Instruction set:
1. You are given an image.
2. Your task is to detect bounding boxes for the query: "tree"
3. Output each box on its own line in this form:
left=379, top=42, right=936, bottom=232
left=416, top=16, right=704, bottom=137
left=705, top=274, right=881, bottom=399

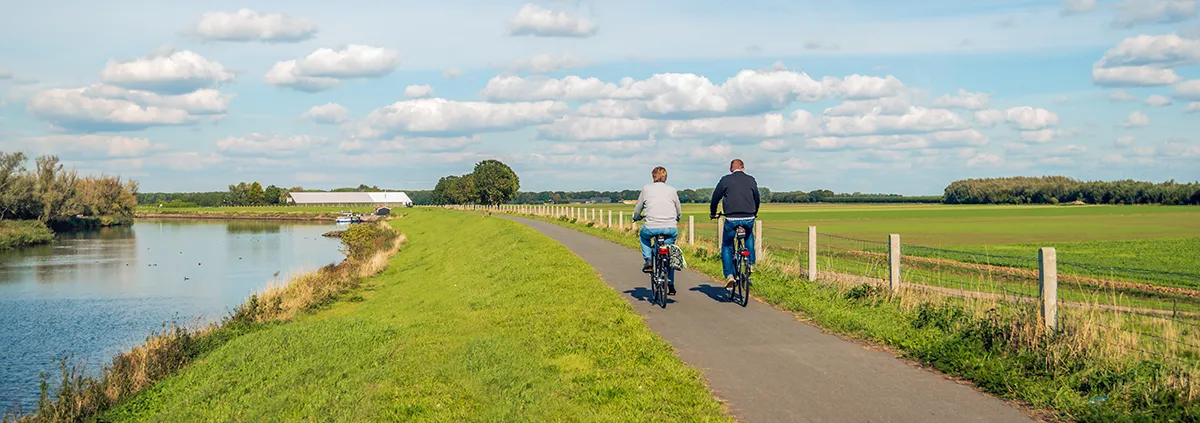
left=34, top=155, right=78, bottom=222
left=471, top=160, right=520, bottom=205
left=446, top=175, right=478, bottom=204
left=248, top=182, right=265, bottom=205
left=264, top=185, right=284, bottom=205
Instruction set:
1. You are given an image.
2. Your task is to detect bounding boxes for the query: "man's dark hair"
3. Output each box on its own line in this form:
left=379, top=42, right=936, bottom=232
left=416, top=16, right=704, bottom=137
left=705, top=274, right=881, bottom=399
left=730, top=159, right=745, bottom=171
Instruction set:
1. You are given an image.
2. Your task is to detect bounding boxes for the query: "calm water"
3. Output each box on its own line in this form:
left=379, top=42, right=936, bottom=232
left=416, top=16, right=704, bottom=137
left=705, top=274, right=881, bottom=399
left=0, top=219, right=344, bottom=412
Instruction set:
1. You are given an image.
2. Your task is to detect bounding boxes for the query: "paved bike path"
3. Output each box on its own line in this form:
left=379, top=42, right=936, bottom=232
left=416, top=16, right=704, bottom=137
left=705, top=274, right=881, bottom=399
left=508, top=217, right=1035, bottom=423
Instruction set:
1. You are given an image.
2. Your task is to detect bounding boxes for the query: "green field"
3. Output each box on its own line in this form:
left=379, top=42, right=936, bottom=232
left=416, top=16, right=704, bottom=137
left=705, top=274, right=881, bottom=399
left=102, top=210, right=728, bottom=422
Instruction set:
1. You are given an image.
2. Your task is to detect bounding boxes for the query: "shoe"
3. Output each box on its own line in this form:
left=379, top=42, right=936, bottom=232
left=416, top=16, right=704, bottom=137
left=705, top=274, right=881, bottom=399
left=668, top=285, right=677, bottom=295
left=724, top=275, right=736, bottom=288
left=642, top=259, right=652, bottom=273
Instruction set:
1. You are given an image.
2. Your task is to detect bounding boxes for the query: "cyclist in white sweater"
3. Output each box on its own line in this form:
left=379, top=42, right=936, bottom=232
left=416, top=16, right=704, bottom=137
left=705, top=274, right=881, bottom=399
left=632, top=166, right=683, bottom=295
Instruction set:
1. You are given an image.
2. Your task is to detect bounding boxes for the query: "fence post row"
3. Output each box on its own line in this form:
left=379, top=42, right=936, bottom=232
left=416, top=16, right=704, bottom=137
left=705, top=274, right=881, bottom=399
left=808, top=226, right=817, bottom=280
left=1039, top=247, right=1058, bottom=332
left=888, top=234, right=900, bottom=291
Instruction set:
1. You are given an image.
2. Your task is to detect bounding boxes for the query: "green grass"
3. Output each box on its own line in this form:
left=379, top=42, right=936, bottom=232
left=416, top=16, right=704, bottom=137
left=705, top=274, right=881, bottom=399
left=100, top=209, right=729, bottom=422
left=0, top=220, right=54, bottom=250
left=527, top=212, right=1200, bottom=422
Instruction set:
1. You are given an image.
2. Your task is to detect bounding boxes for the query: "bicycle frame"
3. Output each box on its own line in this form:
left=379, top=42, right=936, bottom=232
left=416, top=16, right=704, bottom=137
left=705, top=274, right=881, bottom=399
left=650, top=234, right=671, bottom=308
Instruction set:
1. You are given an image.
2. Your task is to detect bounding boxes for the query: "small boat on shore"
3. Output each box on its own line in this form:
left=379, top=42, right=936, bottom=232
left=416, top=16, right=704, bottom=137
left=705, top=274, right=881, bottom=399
left=336, top=212, right=362, bottom=224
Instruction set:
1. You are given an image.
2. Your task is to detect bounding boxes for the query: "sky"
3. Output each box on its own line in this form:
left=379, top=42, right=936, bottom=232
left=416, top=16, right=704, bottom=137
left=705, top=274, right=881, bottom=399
left=0, top=0, right=1198, bottom=195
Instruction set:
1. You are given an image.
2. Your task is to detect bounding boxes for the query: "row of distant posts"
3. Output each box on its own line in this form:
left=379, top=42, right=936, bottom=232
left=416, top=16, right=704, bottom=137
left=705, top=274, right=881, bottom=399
left=450, top=204, right=1059, bottom=331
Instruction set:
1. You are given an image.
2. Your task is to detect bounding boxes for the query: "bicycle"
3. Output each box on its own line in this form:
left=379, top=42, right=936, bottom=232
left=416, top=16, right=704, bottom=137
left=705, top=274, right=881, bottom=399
left=649, top=234, right=672, bottom=308
left=714, top=213, right=752, bottom=307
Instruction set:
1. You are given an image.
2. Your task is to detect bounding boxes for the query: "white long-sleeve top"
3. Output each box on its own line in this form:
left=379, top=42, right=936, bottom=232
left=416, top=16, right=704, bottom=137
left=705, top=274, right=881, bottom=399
left=632, top=182, right=682, bottom=229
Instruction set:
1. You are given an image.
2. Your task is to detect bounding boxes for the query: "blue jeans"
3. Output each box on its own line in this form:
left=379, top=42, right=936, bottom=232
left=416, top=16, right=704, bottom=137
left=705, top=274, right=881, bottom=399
left=640, top=226, right=677, bottom=284
left=721, top=217, right=755, bottom=278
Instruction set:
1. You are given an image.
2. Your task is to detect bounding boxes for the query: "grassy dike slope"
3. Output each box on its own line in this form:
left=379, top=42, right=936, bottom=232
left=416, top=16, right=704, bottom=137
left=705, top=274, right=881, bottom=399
left=102, top=210, right=729, bottom=422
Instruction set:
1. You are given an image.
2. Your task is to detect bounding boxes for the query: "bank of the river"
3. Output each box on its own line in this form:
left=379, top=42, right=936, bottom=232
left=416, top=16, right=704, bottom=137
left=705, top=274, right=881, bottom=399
left=22, top=210, right=729, bottom=422
left=0, top=221, right=54, bottom=250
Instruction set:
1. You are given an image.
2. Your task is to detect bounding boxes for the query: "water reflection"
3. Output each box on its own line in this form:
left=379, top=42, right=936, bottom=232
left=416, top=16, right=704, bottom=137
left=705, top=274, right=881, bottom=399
left=0, top=219, right=343, bottom=412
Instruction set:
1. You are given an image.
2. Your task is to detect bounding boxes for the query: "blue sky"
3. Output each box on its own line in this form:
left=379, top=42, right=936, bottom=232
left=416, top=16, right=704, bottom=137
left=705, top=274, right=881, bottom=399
left=1, top=0, right=1197, bottom=195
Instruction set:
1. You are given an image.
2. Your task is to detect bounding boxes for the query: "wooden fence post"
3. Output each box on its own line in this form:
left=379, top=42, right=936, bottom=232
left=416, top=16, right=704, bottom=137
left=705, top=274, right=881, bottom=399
left=888, top=234, right=901, bottom=291
left=688, top=216, right=695, bottom=245
left=619, top=211, right=624, bottom=230
left=755, top=220, right=763, bottom=261
left=808, top=226, right=817, bottom=279
left=1039, top=247, right=1058, bottom=332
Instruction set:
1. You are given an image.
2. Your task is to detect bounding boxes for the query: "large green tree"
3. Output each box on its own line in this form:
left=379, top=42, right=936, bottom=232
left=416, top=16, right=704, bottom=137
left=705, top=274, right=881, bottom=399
left=445, top=175, right=478, bottom=205
left=471, top=160, right=520, bottom=205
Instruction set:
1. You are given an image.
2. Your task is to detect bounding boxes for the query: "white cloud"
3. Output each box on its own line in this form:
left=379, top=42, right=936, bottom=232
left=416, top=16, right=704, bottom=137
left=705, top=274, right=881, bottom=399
left=191, top=9, right=317, bottom=42
left=1183, top=25, right=1200, bottom=39
left=666, top=110, right=818, bottom=140
left=823, top=107, right=969, bottom=136
left=1116, top=135, right=1136, bottom=146
left=360, top=98, right=568, bottom=137
left=1187, top=101, right=1200, bottom=112
left=156, top=152, right=224, bottom=171
left=973, top=109, right=1005, bottom=127
left=266, top=45, right=400, bottom=92
left=483, top=70, right=829, bottom=118
left=1062, top=0, right=1097, bottom=14
left=1092, top=66, right=1182, bottom=86
left=100, top=49, right=234, bottom=93
left=931, top=129, right=991, bottom=147
left=1004, top=106, right=1059, bottom=130
left=824, top=96, right=912, bottom=116
left=1109, top=89, right=1139, bottom=102
left=21, top=135, right=164, bottom=158
left=507, top=53, right=588, bottom=74
left=508, top=3, right=598, bottom=38
left=827, top=75, right=906, bottom=99
left=339, top=136, right=480, bottom=153
left=1122, top=110, right=1150, bottom=127
left=442, top=68, right=464, bottom=80
left=1145, top=94, right=1173, bottom=106
left=216, top=133, right=328, bottom=157
left=759, top=139, right=790, bottom=152
left=966, top=153, right=1003, bottom=167
left=77, top=84, right=232, bottom=115
left=27, top=87, right=196, bottom=131
left=932, top=89, right=989, bottom=110
left=1096, top=34, right=1200, bottom=68
left=1112, top=0, right=1197, bottom=28
left=1101, top=153, right=1130, bottom=165
left=403, top=84, right=434, bottom=98
left=302, top=103, right=350, bottom=124
left=806, top=134, right=929, bottom=151
left=538, top=116, right=661, bottom=141
left=780, top=157, right=813, bottom=171
left=1020, top=129, right=1059, bottom=143
left=576, top=99, right=642, bottom=118
left=1173, top=79, right=1200, bottom=99
left=687, top=144, right=734, bottom=161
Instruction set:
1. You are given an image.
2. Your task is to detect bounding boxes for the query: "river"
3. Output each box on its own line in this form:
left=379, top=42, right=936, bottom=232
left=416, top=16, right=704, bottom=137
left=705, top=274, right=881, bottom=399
left=0, top=219, right=345, bottom=413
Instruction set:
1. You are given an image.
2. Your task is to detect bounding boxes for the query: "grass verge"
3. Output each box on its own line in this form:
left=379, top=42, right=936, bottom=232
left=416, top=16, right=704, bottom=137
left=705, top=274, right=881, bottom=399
left=3, top=221, right=404, bottom=422
left=523, top=212, right=1199, bottom=422
left=16, top=209, right=728, bottom=422
left=0, top=221, right=54, bottom=250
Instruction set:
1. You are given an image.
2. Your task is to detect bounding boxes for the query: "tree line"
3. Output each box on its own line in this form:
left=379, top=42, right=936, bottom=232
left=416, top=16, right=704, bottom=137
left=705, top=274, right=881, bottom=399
left=0, top=152, right=139, bottom=229
left=943, top=176, right=1200, bottom=205
left=430, top=160, right=520, bottom=205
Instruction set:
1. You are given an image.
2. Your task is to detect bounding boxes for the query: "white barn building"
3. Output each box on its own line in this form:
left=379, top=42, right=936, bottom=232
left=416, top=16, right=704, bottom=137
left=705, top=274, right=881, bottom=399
left=287, top=192, right=413, bottom=206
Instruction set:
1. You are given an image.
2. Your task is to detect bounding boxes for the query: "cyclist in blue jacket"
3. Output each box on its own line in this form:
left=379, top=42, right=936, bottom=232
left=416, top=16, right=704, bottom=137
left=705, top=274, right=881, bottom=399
left=709, top=159, right=760, bottom=288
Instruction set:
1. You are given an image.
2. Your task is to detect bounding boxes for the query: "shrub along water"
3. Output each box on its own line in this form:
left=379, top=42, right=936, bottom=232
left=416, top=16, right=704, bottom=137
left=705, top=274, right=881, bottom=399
left=0, top=152, right=139, bottom=239
left=0, top=220, right=54, bottom=250
left=2, top=221, right=404, bottom=423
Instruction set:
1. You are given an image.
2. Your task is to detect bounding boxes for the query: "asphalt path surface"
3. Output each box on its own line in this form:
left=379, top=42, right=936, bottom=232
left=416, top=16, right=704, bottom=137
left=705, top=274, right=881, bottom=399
left=508, top=216, right=1035, bottom=423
